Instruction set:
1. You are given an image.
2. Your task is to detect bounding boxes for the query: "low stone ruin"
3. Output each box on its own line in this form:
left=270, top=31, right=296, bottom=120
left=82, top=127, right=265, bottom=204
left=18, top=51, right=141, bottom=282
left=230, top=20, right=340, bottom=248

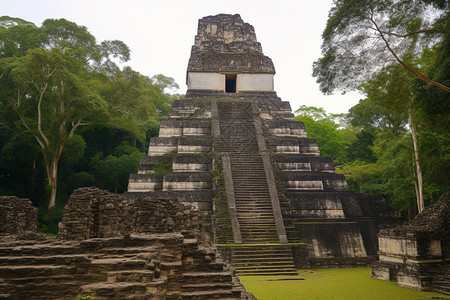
left=0, top=196, right=37, bottom=235
left=0, top=188, right=253, bottom=299
left=372, top=191, right=449, bottom=294
left=59, top=187, right=203, bottom=240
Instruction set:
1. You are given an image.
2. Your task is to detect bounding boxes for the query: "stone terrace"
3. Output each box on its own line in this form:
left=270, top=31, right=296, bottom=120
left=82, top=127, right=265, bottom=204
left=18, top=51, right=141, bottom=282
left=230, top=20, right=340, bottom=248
left=0, top=188, right=254, bottom=299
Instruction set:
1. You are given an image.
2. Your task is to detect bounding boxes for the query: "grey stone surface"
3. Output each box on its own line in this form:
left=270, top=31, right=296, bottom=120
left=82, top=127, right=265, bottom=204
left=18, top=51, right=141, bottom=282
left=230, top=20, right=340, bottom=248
left=372, top=192, right=449, bottom=294
left=0, top=196, right=37, bottom=235
left=126, top=13, right=402, bottom=270
left=187, top=14, right=275, bottom=74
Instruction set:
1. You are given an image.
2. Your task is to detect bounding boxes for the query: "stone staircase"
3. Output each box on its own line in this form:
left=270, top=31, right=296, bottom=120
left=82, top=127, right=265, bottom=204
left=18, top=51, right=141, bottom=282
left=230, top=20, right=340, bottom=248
left=232, top=245, right=298, bottom=276
left=231, top=155, right=279, bottom=244
left=216, top=100, right=297, bottom=276
left=432, top=264, right=450, bottom=295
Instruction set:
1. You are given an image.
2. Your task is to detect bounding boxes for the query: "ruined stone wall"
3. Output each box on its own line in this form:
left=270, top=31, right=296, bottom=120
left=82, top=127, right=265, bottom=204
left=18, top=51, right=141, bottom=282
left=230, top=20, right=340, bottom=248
left=59, top=187, right=203, bottom=240
left=130, top=196, right=202, bottom=235
left=372, top=191, right=450, bottom=292
left=58, top=187, right=126, bottom=240
left=0, top=188, right=252, bottom=299
left=0, top=196, right=37, bottom=234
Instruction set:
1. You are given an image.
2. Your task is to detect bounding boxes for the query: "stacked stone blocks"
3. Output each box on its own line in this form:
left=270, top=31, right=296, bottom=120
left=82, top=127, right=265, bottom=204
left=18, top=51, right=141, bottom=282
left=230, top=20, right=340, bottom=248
left=372, top=192, right=449, bottom=294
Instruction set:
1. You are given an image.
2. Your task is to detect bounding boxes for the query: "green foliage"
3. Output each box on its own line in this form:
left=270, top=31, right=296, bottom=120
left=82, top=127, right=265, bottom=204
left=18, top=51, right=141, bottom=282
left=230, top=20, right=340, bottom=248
left=295, top=105, right=353, bottom=165
left=76, top=290, right=95, bottom=300
left=37, top=202, right=65, bottom=234
left=0, top=16, right=180, bottom=230
left=336, top=160, right=380, bottom=193
left=373, top=133, right=417, bottom=212
left=346, top=131, right=376, bottom=163
left=60, top=135, right=86, bottom=167
left=313, top=0, right=449, bottom=93
left=90, top=147, right=144, bottom=193
left=153, top=159, right=173, bottom=174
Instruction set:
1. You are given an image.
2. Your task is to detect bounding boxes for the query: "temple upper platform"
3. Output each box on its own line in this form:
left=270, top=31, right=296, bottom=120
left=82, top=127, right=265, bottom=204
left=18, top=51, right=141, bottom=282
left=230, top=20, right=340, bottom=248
left=187, top=14, right=275, bottom=93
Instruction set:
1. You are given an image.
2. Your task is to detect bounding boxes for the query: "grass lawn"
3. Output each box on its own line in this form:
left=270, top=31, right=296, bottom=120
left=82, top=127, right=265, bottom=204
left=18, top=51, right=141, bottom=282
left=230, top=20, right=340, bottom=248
left=239, top=268, right=450, bottom=300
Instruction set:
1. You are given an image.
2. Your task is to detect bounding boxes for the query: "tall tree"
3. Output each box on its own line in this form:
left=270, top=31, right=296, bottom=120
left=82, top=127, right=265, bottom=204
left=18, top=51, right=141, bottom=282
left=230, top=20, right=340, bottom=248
left=360, top=65, right=426, bottom=212
left=313, top=0, right=449, bottom=93
left=0, top=18, right=130, bottom=208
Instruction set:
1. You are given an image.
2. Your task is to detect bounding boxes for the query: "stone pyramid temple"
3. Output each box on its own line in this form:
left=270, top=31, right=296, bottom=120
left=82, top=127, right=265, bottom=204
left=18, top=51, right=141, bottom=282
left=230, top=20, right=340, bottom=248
left=126, top=14, right=399, bottom=275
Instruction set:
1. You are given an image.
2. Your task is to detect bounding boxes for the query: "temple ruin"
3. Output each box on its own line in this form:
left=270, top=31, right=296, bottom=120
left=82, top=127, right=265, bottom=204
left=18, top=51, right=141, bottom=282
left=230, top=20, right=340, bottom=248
left=0, top=13, right=447, bottom=299
left=372, top=191, right=449, bottom=294
left=126, top=13, right=402, bottom=275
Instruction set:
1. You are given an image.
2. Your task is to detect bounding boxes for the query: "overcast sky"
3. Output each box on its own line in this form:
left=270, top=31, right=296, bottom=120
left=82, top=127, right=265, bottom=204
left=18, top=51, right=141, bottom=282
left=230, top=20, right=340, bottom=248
left=2, top=0, right=364, bottom=114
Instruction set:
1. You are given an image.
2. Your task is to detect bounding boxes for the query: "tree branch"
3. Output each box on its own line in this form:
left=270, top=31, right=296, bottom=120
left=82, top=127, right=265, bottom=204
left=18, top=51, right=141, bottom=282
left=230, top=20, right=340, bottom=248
left=380, top=29, right=445, bottom=38
left=37, top=82, right=50, bottom=146
left=369, top=17, right=450, bottom=92
left=8, top=94, right=46, bottom=149
left=66, top=118, right=85, bottom=141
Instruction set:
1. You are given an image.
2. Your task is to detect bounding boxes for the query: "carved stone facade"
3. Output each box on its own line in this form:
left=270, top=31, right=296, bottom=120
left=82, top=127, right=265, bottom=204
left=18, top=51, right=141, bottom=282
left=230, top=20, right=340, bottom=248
left=187, top=14, right=275, bottom=74
left=372, top=192, right=449, bottom=294
left=187, top=14, right=275, bottom=93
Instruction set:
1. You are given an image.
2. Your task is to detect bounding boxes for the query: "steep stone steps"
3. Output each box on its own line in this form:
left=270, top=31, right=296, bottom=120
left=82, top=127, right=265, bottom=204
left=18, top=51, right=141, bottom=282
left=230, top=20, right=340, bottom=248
left=89, top=258, right=148, bottom=271
left=182, top=282, right=234, bottom=292
left=181, top=289, right=242, bottom=299
left=79, top=279, right=167, bottom=299
left=0, top=254, right=90, bottom=265
left=107, top=270, right=156, bottom=283
left=0, top=244, right=83, bottom=257
left=231, top=245, right=298, bottom=276
left=432, top=265, right=450, bottom=295
left=182, top=271, right=232, bottom=283
left=180, top=271, right=242, bottom=299
left=7, top=281, right=89, bottom=300
left=0, top=265, right=77, bottom=278
left=216, top=100, right=297, bottom=276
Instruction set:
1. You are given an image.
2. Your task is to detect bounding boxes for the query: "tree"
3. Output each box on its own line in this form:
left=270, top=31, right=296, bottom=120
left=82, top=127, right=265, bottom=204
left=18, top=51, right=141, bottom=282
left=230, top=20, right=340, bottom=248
left=336, top=160, right=379, bottom=193
left=360, top=65, right=427, bottom=212
left=373, top=134, right=418, bottom=217
left=313, top=0, right=449, bottom=93
left=0, top=18, right=130, bottom=208
left=5, top=48, right=105, bottom=208
left=294, top=105, right=353, bottom=165
left=90, top=142, right=144, bottom=193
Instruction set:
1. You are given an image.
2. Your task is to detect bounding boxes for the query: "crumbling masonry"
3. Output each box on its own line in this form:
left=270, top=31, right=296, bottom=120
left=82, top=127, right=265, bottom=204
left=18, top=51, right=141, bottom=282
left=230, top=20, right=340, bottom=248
left=372, top=191, right=449, bottom=294
left=0, top=188, right=254, bottom=299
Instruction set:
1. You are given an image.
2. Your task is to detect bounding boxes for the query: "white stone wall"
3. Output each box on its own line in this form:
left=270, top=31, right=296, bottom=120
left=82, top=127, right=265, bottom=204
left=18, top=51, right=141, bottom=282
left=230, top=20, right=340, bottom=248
left=187, top=72, right=224, bottom=90
left=236, top=73, right=274, bottom=91
left=187, top=72, right=274, bottom=92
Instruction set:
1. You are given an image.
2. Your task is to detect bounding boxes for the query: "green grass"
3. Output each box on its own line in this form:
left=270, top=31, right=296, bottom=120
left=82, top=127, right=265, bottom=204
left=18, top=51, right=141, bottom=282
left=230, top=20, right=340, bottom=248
left=239, top=268, right=450, bottom=300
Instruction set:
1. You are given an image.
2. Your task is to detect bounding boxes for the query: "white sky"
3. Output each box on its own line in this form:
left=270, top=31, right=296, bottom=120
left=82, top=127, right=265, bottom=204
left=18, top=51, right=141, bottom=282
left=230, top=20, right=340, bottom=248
left=2, top=0, right=363, bottom=114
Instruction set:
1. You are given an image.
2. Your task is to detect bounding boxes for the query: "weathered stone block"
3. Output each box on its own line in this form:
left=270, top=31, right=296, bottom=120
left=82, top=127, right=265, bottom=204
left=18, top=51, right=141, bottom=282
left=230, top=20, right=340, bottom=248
left=0, top=196, right=37, bottom=234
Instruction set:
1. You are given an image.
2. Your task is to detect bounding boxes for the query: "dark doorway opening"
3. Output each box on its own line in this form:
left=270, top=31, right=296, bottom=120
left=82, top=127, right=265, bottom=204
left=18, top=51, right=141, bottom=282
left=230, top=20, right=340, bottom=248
left=225, top=74, right=237, bottom=93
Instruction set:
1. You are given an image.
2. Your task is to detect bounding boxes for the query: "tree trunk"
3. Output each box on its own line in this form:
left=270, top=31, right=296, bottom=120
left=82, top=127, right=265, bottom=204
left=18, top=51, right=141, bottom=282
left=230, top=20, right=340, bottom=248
left=46, top=156, right=60, bottom=209
left=408, top=108, right=425, bottom=214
